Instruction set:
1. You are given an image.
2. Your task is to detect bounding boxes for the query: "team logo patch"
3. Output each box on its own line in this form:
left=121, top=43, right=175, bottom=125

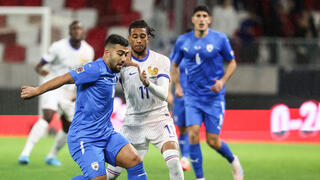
left=206, top=44, right=214, bottom=52
left=148, top=66, right=158, bottom=76
left=91, top=162, right=99, bottom=171
left=76, top=66, right=84, bottom=74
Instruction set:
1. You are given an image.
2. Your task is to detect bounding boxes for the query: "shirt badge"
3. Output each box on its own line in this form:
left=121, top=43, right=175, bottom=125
left=75, top=66, right=84, bottom=74
left=91, top=162, right=99, bottom=171
left=206, top=44, right=214, bottom=52
left=148, top=66, right=158, bottom=76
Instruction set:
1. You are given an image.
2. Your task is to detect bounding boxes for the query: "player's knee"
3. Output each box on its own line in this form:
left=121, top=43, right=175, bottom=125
left=206, top=137, right=220, bottom=150
left=130, top=153, right=142, bottom=165
left=188, top=131, right=200, bottom=144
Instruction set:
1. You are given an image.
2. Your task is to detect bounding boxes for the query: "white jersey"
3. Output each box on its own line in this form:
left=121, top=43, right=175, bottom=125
left=120, top=49, right=171, bottom=125
left=40, top=38, right=94, bottom=98
left=42, top=38, right=94, bottom=81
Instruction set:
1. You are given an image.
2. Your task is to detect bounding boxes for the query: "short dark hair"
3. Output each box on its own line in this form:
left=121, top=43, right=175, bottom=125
left=69, top=20, right=81, bottom=30
left=193, top=5, right=211, bottom=16
left=129, top=20, right=155, bottom=38
left=105, top=34, right=129, bottom=48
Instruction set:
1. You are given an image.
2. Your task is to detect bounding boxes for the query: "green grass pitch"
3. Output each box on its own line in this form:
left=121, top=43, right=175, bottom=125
left=1, top=137, right=320, bottom=180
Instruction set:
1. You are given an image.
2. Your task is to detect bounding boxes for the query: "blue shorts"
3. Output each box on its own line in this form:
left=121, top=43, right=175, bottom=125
left=185, top=99, right=225, bottom=134
left=173, top=97, right=186, bottom=127
left=68, top=131, right=129, bottom=179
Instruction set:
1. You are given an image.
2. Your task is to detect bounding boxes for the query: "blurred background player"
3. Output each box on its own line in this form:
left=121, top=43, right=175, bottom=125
left=18, top=20, right=94, bottom=166
left=107, top=20, right=184, bottom=180
left=171, top=6, right=243, bottom=180
left=20, top=34, right=148, bottom=180
left=167, top=56, right=190, bottom=171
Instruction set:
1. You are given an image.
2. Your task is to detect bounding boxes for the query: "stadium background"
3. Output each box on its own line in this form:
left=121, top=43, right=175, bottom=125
left=0, top=0, right=319, bottom=179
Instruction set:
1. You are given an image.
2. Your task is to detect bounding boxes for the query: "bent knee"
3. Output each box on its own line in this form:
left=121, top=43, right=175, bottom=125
left=206, top=138, right=220, bottom=149
left=131, top=153, right=142, bottom=164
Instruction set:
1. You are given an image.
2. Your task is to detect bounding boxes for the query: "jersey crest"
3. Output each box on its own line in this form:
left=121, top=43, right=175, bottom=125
left=148, top=66, right=158, bottom=76
left=76, top=66, right=84, bottom=74
left=206, top=44, right=214, bottom=52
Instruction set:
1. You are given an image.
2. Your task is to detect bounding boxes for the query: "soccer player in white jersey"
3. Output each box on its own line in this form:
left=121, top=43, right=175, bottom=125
left=18, top=21, right=94, bottom=166
left=107, top=20, right=184, bottom=180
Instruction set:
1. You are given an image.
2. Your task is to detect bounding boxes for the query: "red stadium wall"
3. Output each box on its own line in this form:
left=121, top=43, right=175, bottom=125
left=1, top=100, right=320, bottom=143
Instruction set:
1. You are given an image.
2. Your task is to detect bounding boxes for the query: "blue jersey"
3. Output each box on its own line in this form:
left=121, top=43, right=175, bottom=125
left=68, top=58, right=117, bottom=142
left=171, top=29, right=234, bottom=106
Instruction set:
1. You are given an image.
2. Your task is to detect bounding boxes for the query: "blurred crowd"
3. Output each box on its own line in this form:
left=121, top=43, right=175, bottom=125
left=210, top=0, right=320, bottom=64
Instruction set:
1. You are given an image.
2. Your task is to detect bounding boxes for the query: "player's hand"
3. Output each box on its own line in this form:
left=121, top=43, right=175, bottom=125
left=210, top=79, right=224, bottom=93
left=136, top=66, right=150, bottom=87
left=175, top=84, right=184, bottom=98
left=167, top=92, right=174, bottom=106
left=71, top=93, right=76, bottom=102
left=124, top=49, right=138, bottom=67
left=38, top=69, right=49, bottom=76
left=21, top=86, right=39, bottom=99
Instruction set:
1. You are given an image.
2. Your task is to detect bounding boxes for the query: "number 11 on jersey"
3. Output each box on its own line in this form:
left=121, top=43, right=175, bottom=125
left=139, top=86, right=149, bottom=99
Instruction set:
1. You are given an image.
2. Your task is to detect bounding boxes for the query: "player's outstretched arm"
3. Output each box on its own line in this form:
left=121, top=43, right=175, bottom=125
left=21, top=73, right=74, bottom=99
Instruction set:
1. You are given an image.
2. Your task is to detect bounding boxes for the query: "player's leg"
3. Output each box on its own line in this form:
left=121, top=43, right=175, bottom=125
left=106, top=131, right=147, bottom=180
left=161, top=141, right=184, bottom=180
left=185, top=105, right=205, bottom=180
left=150, top=119, right=183, bottom=180
left=18, top=108, right=55, bottom=164
left=68, top=139, right=106, bottom=180
left=46, top=100, right=74, bottom=166
left=107, top=143, right=148, bottom=180
left=174, top=106, right=190, bottom=171
left=204, top=100, right=243, bottom=180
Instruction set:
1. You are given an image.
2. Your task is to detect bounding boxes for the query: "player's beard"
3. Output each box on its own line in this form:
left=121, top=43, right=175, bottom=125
left=133, top=46, right=146, bottom=56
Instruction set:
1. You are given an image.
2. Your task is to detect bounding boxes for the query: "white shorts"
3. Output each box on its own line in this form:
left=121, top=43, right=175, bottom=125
left=120, top=117, right=178, bottom=158
left=39, top=86, right=75, bottom=122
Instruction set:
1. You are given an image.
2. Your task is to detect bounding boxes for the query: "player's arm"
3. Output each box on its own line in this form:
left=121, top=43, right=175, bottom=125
left=136, top=66, right=169, bottom=101
left=171, top=62, right=183, bottom=98
left=34, top=59, right=49, bottom=76
left=210, top=59, right=237, bottom=92
left=167, top=79, right=174, bottom=106
left=21, top=73, right=74, bottom=99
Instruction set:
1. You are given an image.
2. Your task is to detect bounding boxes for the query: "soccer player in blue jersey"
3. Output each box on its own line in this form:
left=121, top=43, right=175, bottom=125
left=20, top=34, right=147, bottom=180
left=167, top=58, right=190, bottom=171
left=171, top=5, right=244, bottom=180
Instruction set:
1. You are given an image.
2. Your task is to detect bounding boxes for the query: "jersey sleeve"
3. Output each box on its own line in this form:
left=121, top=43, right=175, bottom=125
left=220, top=34, right=235, bottom=61
left=88, top=46, right=95, bottom=62
left=69, top=62, right=100, bottom=86
left=170, top=36, right=184, bottom=65
left=42, top=42, right=58, bottom=63
left=156, top=56, right=170, bottom=80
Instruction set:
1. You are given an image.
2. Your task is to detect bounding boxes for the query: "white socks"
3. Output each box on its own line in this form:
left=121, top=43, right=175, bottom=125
left=107, top=165, right=123, bottom=180
left=20, top=118, right=48, bottom=156
left=163, top=149, right=184, bottom=180
left=47, top=130, right=67, bottom=158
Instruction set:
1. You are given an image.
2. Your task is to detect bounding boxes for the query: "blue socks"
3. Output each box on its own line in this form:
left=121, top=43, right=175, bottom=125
left=127, top=162, right=147, bottom=180
left=179, top=133, right=190, bottom=158
left=190, top=144, right=204, bottom=178
left=217, top=141, right=235, bottom=163
left=70, top=175, right=87, bottom=180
